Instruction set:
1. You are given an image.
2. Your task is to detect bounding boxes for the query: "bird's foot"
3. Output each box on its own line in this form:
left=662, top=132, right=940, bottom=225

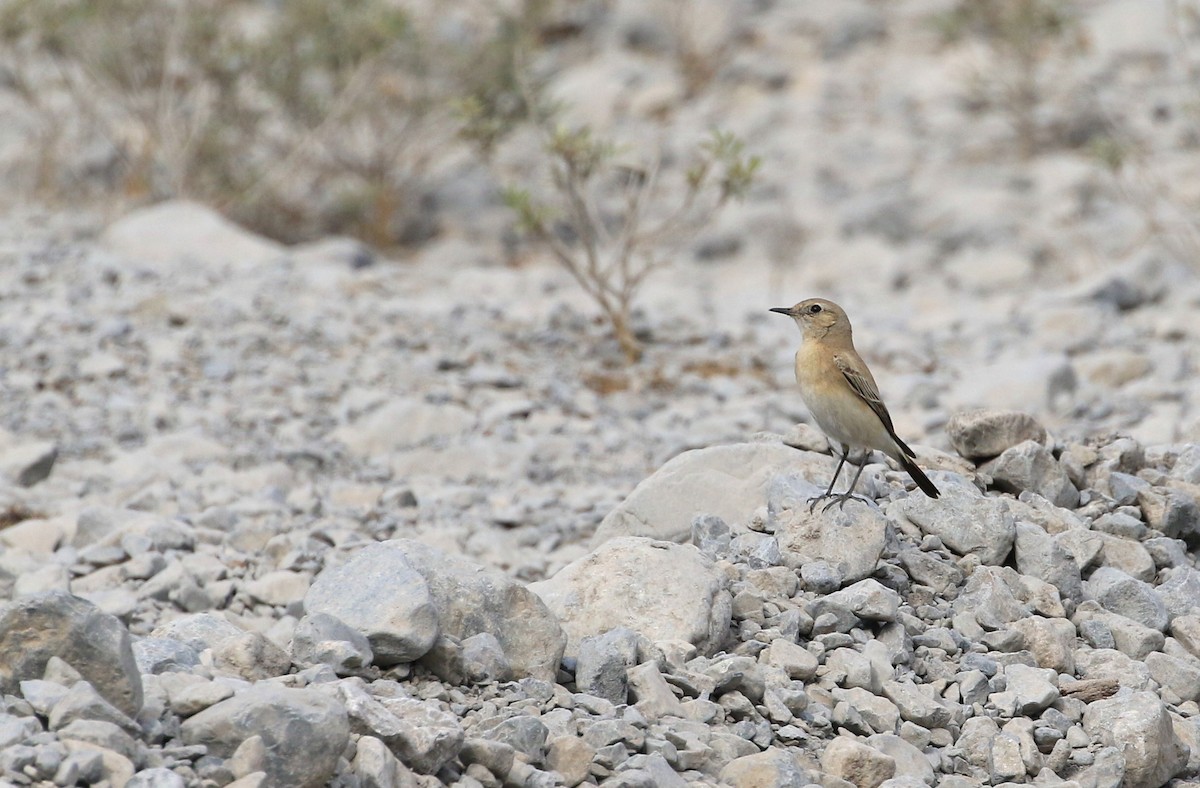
left=806, top=493, right=837, bottom=514
left=820, top=493, right=865, bottom=513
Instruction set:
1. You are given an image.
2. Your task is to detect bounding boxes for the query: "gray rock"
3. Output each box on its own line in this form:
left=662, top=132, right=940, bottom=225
left=1157, top=567, right=1200, bottom=622
left=333, top=680, right=463, bottom=774
left=473, top=716, right=548, bottom=762
left=459, top=632, right=512, bottom=683
left=54, top=719, right=139, bottom=761
left=290, top=612, right=374, bottom=675
left=1171, top=445, right=1200, bottom=484
left=0, top=592, right=142, bottom=718
left=765, top=638, right=818, bottom=681
left=954, top=567, right=1030, bottom=630
left=386, top=539, right=565, bottom=682
left=990, top=664, right=1059, bottom=716
left=1073, top=606, right=1163, bottom=660
left=1083, top=690, right=1188, bottom=788
left=1137, top=488, right=1200, bottom=540
left=1009, top=616, right=1076, bottom=674
left=304, top=542, right=439, bottom=666
left=593, top=442, right=819, bottom=544
left=810, top=579, right=900, bottom=627
left=352, top=735, right=417, bottom=788
left=881, top=680, right=955, bottom=729
left=719, top=747, right=818, bottom=787
left=1145, top=651, right=1200, bottom=702
left=691, top=514, right=732, bottom=560
left=626, top=661, right=685, bottom=719
left=575, top=628, right=639, bottom=705
left=181, top=685, right=349, bottom=788
left=1013, top=522, right=1082, bottom=602
left=820, top=736, right=896, bottom=788
left=0, top=440, right=58, bottom=486
left=892, top=482, right=1015, bottom=565
left=48, top=681, right=138, bottom=733
left=774, top=476, right=888, bottom=584
left=0, top=714, right=40, bottom=749
left=946, top=409, right=1047, bottom=462
left=126, top=768, right=186, bottom=788
left=1086, top=567, right=1168, bottom=632
left=531, top=537, right=729, bottom=659
left=984, top=441, right=1079, bottom=509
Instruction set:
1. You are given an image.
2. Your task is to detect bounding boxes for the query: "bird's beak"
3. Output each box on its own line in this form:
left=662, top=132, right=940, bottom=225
left=769, top=307, right=794, bottom=317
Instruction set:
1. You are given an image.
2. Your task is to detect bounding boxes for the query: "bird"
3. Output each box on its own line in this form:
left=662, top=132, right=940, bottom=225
left=770, top=298, right=940, bottom=510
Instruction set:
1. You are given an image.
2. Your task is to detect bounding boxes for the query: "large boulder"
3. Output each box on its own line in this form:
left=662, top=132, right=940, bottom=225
left=1082, top=690, right=1188, bottom=788
left=385, top=540, right=566, bottom=682
left=0, top=592, right=142, bottom=718
left=103, top=200, right=283, bottom=271
left=946, top=409, right=1048, bottom=462
left=304, top=542, right=440, bottom=666
left=180, top=685, right=350, bottom=788
left=774, top=473, right=889, bottom=586
left=530, top=537, right=732, bottom=658
left=592, top=441, right=831, bottom=544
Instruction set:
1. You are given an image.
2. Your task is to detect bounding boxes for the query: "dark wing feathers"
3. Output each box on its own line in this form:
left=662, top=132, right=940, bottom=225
left=833, top=353, right=916, bottom=459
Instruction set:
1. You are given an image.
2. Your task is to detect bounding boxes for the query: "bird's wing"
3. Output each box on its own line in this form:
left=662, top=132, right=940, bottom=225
left=834, top=352, right=916, bottom=458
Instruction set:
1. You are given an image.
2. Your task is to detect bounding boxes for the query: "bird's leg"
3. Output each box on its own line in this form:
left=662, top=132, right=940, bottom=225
left=823, top=452, right=870, bottom=512
left=808, top=449, right=848, bottom=513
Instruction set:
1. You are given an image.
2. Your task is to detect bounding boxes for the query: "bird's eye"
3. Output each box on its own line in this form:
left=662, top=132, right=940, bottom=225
left=809, top=304, right=822, bottom=314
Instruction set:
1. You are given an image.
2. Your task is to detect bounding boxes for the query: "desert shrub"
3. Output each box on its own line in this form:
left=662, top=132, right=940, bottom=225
left=0, top=0, right=548, bottom=247
left=490, top=118, right=759, bottom=362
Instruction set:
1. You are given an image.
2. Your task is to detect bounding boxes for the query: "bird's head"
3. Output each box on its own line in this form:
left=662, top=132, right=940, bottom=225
left=769, top=298, right=851, bottom=339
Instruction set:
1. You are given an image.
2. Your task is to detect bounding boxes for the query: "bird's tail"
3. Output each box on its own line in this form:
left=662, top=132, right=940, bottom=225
left=899, top=454, right=940, bottom=499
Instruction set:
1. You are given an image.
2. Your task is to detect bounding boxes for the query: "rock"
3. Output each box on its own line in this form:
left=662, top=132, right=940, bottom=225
left=820, top=736, right=896, bottom=788
left=181, top=685, right=349, bottom=788
left=55, top=719, right=139, bottom=761
left=765, top=638, right=819, bottom=681
left=774, top=476, right=888, bottom=584
left=1083, top=690, right=1188, bottom=788
left=472, top=716, right=547, bottom=762
left=626, top=661, right=685, bottom=719
left=983, top=441, right=1080, bottom=509
left=891, top=482, right=1016, bottom=565
left=865, top=734, right=934, bottom=785
left=127, top=768, right=186, bottom=788
left=1009, top=616, right=1077, bottom=674
left=386, top=539, right=565, bottom=682
left=60, top=741, right=134, bottom=788
left=1086, top=567, right=1169, bottom=631
left=290, top=612, right=374, bottom=675
left=575, top=628, right=639, bottom=705
left=244, top=570, right=310, bottom=607
left=592, top=441, right=821, bottom=543
left=1157, top=567, right=1200, bottom=622
left=333, top=680, right=463, bottom=774
left=720, top=747, right=818, bottom=787
left=990, top=664, right=1059, bottom=716
left=1013, top=522, right=1083, bottom=602
left=810, top=579, right=900, bottom=627
left=530, top=537, right=730, bottom=659
left=546, top=736, right=595, bottom=787
left=102, top=200, right=283, bottom=270
left=946, top=409, right=1048, bottom=461
left=1145, top=651, right=1200, bottom=702
left=881, top=680, right=955, bottom=729
left=48, top=681, right=138, bottom=733
left=131, top=637, right=200, bottom=675
left=333, top=399, right=474, bottom=456
left=1137, top=488, right=1200, bottom=540
left=304, top=542, right=439, bottom=666
left=352, top=735, right=418, bottom=788
left=0, top=440, right=58, bottom=486
left=1073, top=607, right=1163, bottom=660
left=954, top=567, right=1029, bottom=630
left=0, top=592, right=142, bottom=718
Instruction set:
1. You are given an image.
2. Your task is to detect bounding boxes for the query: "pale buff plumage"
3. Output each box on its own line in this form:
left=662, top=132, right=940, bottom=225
left=771, top=298, right=939, bottom=509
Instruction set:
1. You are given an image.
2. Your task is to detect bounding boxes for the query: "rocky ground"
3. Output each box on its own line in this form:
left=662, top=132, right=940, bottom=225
left=2, top=0, right=1200, bottom=787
